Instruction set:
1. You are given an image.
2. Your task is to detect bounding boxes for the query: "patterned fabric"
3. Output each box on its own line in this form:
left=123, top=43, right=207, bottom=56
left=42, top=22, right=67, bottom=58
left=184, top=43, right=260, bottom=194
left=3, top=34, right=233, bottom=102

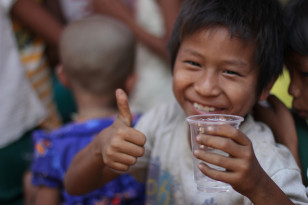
left=31, top=115, right=145, bottom=205
left=12, top=2, right=62, bottom=131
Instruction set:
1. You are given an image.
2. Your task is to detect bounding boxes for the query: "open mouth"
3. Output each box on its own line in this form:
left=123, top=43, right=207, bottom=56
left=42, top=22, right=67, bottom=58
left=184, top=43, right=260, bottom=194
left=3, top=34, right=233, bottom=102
left=193, top=102, right=217, bottom=112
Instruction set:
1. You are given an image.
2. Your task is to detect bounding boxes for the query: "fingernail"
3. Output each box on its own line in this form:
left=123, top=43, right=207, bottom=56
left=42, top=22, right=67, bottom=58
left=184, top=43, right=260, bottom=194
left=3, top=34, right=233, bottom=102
left=196, top=135, right=201, bottom=142
left=198, top=163, right=204, bottom=169
left=199, top=127, right=205, bottom=134
left=206, top=126, right=215, bottom=132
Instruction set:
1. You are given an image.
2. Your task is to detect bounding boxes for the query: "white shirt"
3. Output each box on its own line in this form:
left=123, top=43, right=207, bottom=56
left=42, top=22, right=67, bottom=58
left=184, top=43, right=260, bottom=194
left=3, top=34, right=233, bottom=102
left=59, top=0, right=90, bottom=23
left=129, top=0, right=175, bottom=113
left=130, top=100, right=308, bottom=205
left=0, top=0, right=46, bottom=148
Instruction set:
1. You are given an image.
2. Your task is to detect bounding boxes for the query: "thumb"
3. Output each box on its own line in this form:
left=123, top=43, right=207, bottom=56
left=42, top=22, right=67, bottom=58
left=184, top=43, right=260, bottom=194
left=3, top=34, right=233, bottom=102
left=115, top=88, right=132, bottom=127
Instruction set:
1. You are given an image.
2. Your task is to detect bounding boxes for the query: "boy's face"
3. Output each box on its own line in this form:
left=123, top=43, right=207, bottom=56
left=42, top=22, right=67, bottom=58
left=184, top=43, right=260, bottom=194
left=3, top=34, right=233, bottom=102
left=173, top=27, right=269, bottom=117
left=286, top=52, right=308, bottom=119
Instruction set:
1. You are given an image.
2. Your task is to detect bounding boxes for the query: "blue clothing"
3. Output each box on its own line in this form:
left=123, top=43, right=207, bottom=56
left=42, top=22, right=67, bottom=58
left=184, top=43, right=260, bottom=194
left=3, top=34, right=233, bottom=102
left=31, top=115, right=145, bottom=205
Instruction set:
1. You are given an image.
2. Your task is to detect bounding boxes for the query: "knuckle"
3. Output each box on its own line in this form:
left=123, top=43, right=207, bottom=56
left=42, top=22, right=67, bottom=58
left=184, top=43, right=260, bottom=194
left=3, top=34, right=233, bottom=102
left=140, top=135, right=146, bottom=145
left=138, top=147, right=145, bottom=157
left=215, top=155, right=224, bottom=165
left=105, top=148, right=115, bottom=159
left=239, top=163, right=250, bottom=174
left=242, top=150, right=253, bottom=160
left=230, top=127, right=238, bottom=136
left=128, top=157, right=137, bottom=165
left=134, top=148, right=144, bottom=158
left=116, top=127, right=127, bottom=137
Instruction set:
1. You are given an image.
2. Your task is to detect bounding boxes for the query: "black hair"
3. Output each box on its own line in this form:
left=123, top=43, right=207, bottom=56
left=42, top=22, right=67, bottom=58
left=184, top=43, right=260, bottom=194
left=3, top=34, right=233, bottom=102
left=284, top=0, right=308, bottom=56
left=169, top=0, right=285, bottom=95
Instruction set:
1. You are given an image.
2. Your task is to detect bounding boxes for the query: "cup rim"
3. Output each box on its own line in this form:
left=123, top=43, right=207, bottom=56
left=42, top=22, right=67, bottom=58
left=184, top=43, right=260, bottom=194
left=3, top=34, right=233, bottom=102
left=186, top=114, right=244, bottom=124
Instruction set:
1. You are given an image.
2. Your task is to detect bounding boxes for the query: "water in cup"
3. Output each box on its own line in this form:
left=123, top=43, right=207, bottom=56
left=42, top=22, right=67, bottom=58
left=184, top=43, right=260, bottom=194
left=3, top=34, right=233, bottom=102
left=186, top=114, right=244, bottom=193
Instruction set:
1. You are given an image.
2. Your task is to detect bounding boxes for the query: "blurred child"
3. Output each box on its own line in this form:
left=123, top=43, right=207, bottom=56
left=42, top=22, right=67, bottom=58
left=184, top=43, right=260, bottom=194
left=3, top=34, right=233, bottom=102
left=254, top=0, right=308, bottom=186
left=31, top=16, right=145, bottom=205
left=0, top=1, right=60, bottom=204
left=65, top=0, right=308, bottom=204
left=284, top=0, right=308, bottom=186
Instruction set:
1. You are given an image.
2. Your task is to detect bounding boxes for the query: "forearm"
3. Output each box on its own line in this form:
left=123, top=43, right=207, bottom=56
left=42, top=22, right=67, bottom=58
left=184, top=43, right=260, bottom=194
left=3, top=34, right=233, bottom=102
left=64, top=137, right=119, bottom=195
left=158, top=0, right=182, bottom=40
left=43, top=0, right=66, bottom=24
left=123, top=17, right=169, bottom=60
left=35, top=186, right=60, bottom=205
left=11, top=0, right=63, bottom=47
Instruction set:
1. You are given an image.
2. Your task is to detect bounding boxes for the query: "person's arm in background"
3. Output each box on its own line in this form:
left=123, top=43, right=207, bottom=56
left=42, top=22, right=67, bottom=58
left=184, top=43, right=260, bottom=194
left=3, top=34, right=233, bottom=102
left=10, top=0, right=63, bottom=67
left=254, top=95, right=304, bottom=183
left=157, top=0, right=183, bottom=41
left=91, top=0, right=182, bottom=61
left=10, top=0, right=63, bottom=47
left=43, top=0, right=66, bottom=25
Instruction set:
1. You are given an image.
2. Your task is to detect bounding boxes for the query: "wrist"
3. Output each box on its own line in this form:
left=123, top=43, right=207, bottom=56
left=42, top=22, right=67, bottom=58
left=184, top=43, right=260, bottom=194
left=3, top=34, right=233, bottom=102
left=246, top=172, right=293, bottom=205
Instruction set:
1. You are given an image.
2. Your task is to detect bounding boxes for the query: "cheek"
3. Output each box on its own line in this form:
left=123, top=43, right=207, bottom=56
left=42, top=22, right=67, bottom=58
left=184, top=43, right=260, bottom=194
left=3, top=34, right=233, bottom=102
left=226, top=80, right=258, bottom=115
left=173, top=70, right=192, bottom=94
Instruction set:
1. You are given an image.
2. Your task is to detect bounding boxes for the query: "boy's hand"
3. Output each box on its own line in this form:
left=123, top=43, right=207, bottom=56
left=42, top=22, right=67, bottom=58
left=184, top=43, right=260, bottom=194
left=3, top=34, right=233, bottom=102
left=193, top=125, right=267, bottom=196
left=96, top=89, right=146, bottom=172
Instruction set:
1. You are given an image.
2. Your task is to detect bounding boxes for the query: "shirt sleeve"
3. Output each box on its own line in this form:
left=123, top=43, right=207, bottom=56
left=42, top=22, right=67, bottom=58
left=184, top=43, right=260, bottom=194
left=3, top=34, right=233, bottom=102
left=271, top=169, right=308, bottom=205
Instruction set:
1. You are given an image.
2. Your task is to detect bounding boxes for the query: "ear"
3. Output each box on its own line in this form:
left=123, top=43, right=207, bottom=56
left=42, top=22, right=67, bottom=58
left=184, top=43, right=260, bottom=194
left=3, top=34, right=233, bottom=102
left=124, top=72, right=137, bottom=95
left=258, top=78, right=277, bottom=101
left=56, top=64, right=71, bottom=88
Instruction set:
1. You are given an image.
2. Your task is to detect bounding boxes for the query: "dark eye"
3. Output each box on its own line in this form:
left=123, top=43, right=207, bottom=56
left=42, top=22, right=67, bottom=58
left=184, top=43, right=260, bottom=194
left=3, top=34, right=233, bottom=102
left=300, top=71, right=308, bottom=77
left=224, top=70, right=241, bottom=76
left=184, top=61, right=201, bottom=67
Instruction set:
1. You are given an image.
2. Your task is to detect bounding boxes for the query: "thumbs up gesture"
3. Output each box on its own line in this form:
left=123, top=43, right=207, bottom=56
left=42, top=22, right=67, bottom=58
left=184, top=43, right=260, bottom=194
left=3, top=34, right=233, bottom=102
left=98, top=89, right=146, bottom=172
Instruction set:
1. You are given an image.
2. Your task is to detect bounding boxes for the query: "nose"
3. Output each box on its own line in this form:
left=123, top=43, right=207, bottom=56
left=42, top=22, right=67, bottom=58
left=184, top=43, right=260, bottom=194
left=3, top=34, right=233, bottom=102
left=288, top=69, right=301, bottom=98
left=194, top=71, right=221, bottom=96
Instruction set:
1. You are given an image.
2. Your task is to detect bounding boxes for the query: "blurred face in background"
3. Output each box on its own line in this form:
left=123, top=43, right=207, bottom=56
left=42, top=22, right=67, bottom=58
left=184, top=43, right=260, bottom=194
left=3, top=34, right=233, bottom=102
left=287, top=52, right=308, bottom=119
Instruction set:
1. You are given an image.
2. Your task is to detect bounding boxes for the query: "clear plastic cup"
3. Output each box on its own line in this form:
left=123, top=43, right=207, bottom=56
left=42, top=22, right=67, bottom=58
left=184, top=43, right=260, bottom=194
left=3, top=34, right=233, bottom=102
left=186, top=114, right=244, bottom=193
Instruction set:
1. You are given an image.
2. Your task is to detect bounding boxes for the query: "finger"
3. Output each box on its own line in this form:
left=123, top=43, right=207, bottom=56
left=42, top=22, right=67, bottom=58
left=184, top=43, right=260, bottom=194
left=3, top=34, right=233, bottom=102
left=115, top=88, right=132, bottom=127
left=104, top=152, right=138, bottom=171
left=196, top=134, right=246, bottom=158
left=204, top=125, right=251, bottom=147
left=197, top=162, right=237, bottom=185
left=107, top=161, right=133, bottom=172
left=111, top=137, right=145, bottom=157
left=194, top=149, right=242, bottom=171
left=122, top=128, right=146, bottom=147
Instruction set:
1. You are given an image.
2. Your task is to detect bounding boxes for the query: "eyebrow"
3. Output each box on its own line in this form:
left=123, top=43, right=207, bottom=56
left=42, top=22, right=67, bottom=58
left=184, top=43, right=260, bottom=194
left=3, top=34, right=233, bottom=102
left=182, top=48, right=203, bottom=58
left=221, top=59, right=249, bottom=67
left=182, top=48, right=249, bottom=67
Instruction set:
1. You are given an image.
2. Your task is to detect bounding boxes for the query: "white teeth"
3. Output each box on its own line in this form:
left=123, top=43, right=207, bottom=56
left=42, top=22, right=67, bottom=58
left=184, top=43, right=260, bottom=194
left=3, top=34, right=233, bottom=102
left=194, top=102, right=216, bottom=112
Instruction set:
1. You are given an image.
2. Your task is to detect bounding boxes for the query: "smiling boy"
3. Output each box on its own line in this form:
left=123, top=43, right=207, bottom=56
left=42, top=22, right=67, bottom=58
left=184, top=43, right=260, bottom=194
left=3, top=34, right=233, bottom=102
left=64, top=0, right=308, bottom=204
